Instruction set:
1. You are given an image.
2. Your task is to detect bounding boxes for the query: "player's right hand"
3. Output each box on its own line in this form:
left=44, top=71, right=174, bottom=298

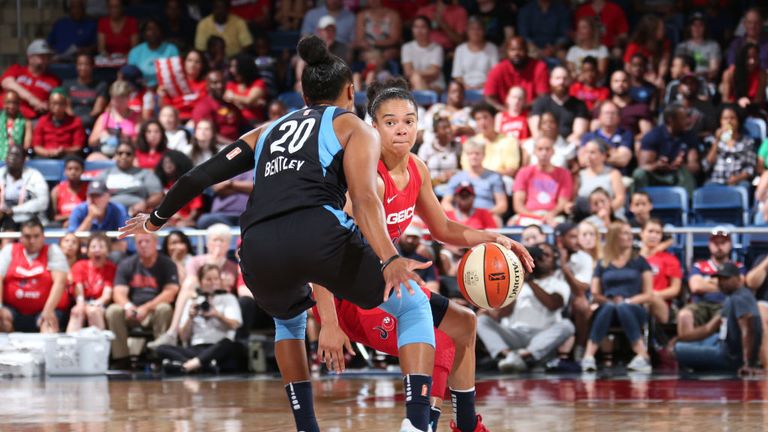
left=318, top=324, right=355, bottom=373
left=382, top=257, right=432, bottom=301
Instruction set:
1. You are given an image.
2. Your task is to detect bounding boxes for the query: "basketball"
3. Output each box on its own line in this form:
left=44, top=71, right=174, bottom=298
left=457, top=242, right=525, bottom=310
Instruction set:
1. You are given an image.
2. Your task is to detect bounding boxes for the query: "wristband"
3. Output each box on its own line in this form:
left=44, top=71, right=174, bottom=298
left=148, top=210, right=168, bottom=228
left=380, top=254, right=401, bottom=272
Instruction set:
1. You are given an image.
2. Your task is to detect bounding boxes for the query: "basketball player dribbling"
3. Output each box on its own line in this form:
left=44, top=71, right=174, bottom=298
left=311, top=78, right=533, bottom=432
left=120, top=36, right=441, bottom=432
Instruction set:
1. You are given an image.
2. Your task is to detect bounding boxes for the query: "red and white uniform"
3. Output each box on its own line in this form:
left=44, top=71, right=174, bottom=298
left=498, top=112, right=530, bottom=140
left=55, top=181, right=87, bottom=219
left=379, top=156, right=421, bottom=243
left=4, top=243, right=54, bottom=315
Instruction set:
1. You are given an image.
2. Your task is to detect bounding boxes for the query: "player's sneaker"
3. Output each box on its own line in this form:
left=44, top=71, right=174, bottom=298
left=399, top=418, right=432, bottom=432
left=449, top=415, right=490, bottom=432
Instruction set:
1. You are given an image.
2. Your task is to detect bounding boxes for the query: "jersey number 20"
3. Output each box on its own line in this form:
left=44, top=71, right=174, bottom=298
left=270, top=119, right=316, bottom=154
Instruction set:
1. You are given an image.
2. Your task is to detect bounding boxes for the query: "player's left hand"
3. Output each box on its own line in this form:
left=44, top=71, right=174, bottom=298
left=318, top=324, right=355, bottom=373
left=494, top=235, right=535, bottom=273
left=118, top=213, right=159, bottom=239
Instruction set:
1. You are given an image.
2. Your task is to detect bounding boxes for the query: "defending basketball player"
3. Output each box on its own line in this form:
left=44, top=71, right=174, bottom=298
left=119, top=36, right=441, bottom=432
left=311, top=78, right=534, bottom=432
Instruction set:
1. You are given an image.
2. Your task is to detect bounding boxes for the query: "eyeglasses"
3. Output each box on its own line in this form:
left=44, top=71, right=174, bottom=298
left=116, top=151, right=133, bottom=156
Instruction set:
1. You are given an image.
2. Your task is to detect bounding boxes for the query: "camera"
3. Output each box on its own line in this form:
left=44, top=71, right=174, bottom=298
left=195, top=290, right=211, bottom=314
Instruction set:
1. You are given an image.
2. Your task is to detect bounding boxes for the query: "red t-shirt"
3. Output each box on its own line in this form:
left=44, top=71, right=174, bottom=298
left=97, top=16, right=139, bottom=55
left=230, top=0, right=271, bottom=20
left=445, top=208, right=498, bottom=230
left=0, top=65, right=60, bottom=119
left=569, top=82, right=609, bottom=111
left=135, top=149, right=165, bottom=170
left=382, top=0, right=430, bottom=22
left=574, top=2, right=628, bottom=48
left=226, top=80, right=267, bottom=123
left=484, top=59, right=549, bottom=105
left=378, top=156, right=422, bottom=243
left=192, top=95, right=244, bottom=141
left=498, top=112, right=530, bottom=140
left=645, top=251, right=682, bottom=299
left=164, top=180, right=203, bottom=218
left=54, top=180, right=87, bottom=218
left=512, top=164, right=574, bottom=212
left=32, top=113, right=86, bottom=152
left=71, top=259, right=117, bottom=300
left=623, top=41, right=671, bottom=65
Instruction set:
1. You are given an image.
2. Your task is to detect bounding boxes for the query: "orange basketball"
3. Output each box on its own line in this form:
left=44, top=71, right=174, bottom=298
left=457, top=242, right=525, bottom=310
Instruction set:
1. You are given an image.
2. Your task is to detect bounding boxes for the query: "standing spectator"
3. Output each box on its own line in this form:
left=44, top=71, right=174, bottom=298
left=106, top=233, right=179, bottom=368
left=581, top=221, right=654, bottom=373
left=516, top=0, right=571, bottom=55
left=632, top=104, right=700, bottom=195
left=417, top=117, right=460, bottom=185
left=154, top=151, right=202, bottom=228
left=94, top=142, right=163, bottom=216
left=194, top=0, right=254, bottom=58
left=529, top=66, right=589, bottom=145
left=702, top=106, right=756, bottom=187
left=466, top=103, right=521, bottom=178
left=415, top=0, right=468, bottom=52
left=522, top=111, right=577, bottom=169
left=568, top=57, right=609, bottom=111
left=0, top=219, right=68, bottom=333
left=353, top=0, right=402, bottom=61
left=32, top=89, right=86, bottom=158
left=192, top=71, right=245, bottom=143
left=726, top=8, right=768, bottom=69
left=47, top=0, right=97, bottom=61
left=63, top=54, right=108, bottom=130
left=575, top=140, right=626, bottom=217
left=67, top=180, right=129, bottom=233
left=159, top=106, right=191, bottom=156
left=555, top=221, right=594, bottom=360
left=468, top=0, right=515, bottom=46
left=0, top=91, right=32, bottom=154
left=0, top=146, right=50, bottom=229
left=97, top=0, right=139, bottom=56
left=159, top=50, right=208, bottom=122
left=579, top=101, right=633, bottom=175
left=452, top=17, right=498, bottom=91
left=161, top=231, right=194, bottom=283
left=442, top=142, right=508, bottom=219
left=675, top=12, right=722, bottom=82
left=721, top=43, right=767, bottom=109
left=602, top=70, right=653, bottom=138
left=566, top=17, right=609, bottom=78
left=301, top=0, right=356, bottom=45
left=66, top=233, right=116, bottom=333
left=225, top=53, right=267, bottom=125
left=484, top=37, right=549, bottom=111
left=573, top=0, right=628, bottom=48
left=623, top=14, right=670, bottom=90
left=127, top=19, right=180, bottom=88
left=88, top=81, right=141, bottom=157
left=196, top=169, right=254, bottom=228
left=477, top=243, right=574, bottom=372
left=513, top=137, right=574, bottom=227
left=638, top=218, right=681, bottom=325
left=162, top=0, right=197, bottom=53
left=134, top=120, right=168, bottom=170
left=1, top=39, right=60, bottom=119
left=401, top=16, right=445, bottom=92
left=51, top=156, right=87, bottom=228
left=444, top=183, right=499, bottom=230
left=496, top=87, right=530, bottom=141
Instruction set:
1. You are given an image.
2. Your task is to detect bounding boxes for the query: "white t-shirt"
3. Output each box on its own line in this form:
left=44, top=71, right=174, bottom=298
left=565, top=45, right=609, bottom=73
left=502, top=270, right=570, bottom=331
left=179, top=292, right=242, bottom=345
left=451, top=42, right=499, bottom=89
left=569, top=250, right=594, bottom=285
left=523, top=135, right=575, bottom=168
left=417, top=138, right=460, bottom=180
left=401, top=40, right=445, bottom=90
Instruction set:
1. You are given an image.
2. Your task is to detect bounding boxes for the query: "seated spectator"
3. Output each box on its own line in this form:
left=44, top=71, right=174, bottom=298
left=628, top=191, right=653, bottom=228
left=94, top=142, right=163, bottom=216
left=267, top=100, right=288, bottom=122
left=0, top=219, right=68, bottom=333
left=134, top=120, right=168, bottom=170
left=416, top=0, right=468, bottom=52
left=521, top=224, right=546, bottom=247
left=32, top=89, right=86, bottom=158
left=63, top=54, right=108, bottom=130
left=663, top=54, right=710, bottom=106
left=127, top=19, right=180, bottom=88
left=522, top=111, right=576, bottom=169
left=159, top=106, right=191, bottom=156
left=65, top=233, right=116, bottom=333
left=155, top=150, right=202, bottom=228
left=513, top=137, right=574, bottom=227
left=466, top=103, right=521, bottom=178
left=626, top=53, right=659, bottom=109
left=47, top=0, right=97, bottom=62
left=0, top=145, right=50, bottom=229
left=675, top=12, right=721, bottom=82
left=444, top=182, right=499, bottom=230
left=477, top=243, right=574, bottom=372
left=276, top=0, right=309, bottom=31
left=417, top=117, right=460, bottom=185
left=156, top=264, right=241, bottom=374
left=97, top=0, right=139, bottom=56
left=745, top=254, right=768, bottom=369
left=582, top=188, right=623, bottom=231
left=59, top=232, right=81, bottom=273
left=118, top=64, right=154, bottom=121
left=721, top=43, right=766, bottom=110
left=197, top=169, right=254, bottom=228
left=675, top=262, right=762, bottom=375
left=159, top=50, right=209, bottom=122
left=467, top=0, right=515, bottom=46
left=484, top=37, right=549, bottom=112
left=161, top=230, right=195, bottom=283
left=301, top=0, right=355, bottom=45
left=192, top=71, right=245, bottom=144
left=638, top=218, right=681, bottom=325
left=422, top=80, right=475, bottom=139
left=106, top=233, right=179, bottom=369
left=189, top=119, right=220, bottom=166
left=88, top=81, right=141, bottom=158
left=161, top=0, right=197, bottom=53
left=566, top=16, right=608, bottom=78
left=495, top=86, right=530, bottom=141
left=725, top=8, right=768, bottom=69
left=1, top=39, right=60, bottom=119
left=675, top=75, right=718, bottom=136
left=568, top=57, right=608, bottom=111
left=529, top=66, right=589, bottom=145
left=578, top=220, right=602, bottom=263
left=397, top=226, right=440, bottom=293
left=624, top=14, right=670, bottom=90
left=205, top=36, right=228, bottom=75
left=677, top=227, right=745, bottom=342
left=599, top=70, right=653, bottom=139
left=581, top=221, right=654, bottom=373
left=516, top=0, right=570, bottom=55
left=402, top=16, right=445, bottom=92
left=194, top=0, right=253, bottom=58
left=67, top=180, right=129, bottom=233
left=702, top=105, right=756, bottom=187
left=225, top=54, right=267, bottom=126
left=555, top=221, right=594, bottom=360
left=575, top=140, right=626, bottom=217
left=632, top=104, right=700, bottom=195
left=441, top=141, right=507, bottom=220
left=573, top=0, right=628, bottom=49
left=0, top=91, right=33, bottom=153
left=296, top=17, right=352, bottom=95
left=579, top=101, right=633, bottom=175
left=352, top=48, right=395, bottom=91
left=50, top=156, right=87, bottom=228
left=451, top=17, right=498, bottom=90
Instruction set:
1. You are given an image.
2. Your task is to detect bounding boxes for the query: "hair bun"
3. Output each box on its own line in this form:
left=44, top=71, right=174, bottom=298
left=297, top=35, right=332, bottom=66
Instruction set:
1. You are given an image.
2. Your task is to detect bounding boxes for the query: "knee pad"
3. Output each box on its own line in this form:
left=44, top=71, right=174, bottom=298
left=274, top=311, right=307, bottom=342
left=379, top=280, right=435, bottom=349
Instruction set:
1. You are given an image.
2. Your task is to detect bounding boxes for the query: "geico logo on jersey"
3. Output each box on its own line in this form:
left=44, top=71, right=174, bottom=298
left=264, top=156, right=306, bottom=177
left=386, top=206, right=415, bottom=225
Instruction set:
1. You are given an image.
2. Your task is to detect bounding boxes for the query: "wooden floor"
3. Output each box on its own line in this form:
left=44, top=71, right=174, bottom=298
left=0, top=373, right=766, bottom=431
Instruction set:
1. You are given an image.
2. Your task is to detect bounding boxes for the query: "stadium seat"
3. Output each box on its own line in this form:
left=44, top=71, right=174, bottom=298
left=277, top=91, right=305, bottom=111
left=642, top=186, right=688, bottom=226
left=26, top=159, right=65, bottom=182
left=743, top=232, right=768, bottom=267
left=268, top=31, right=301, bottom=54
left=464, top=89, right=484, bottom=104
left=83, top=160, right=116, bottom=181
left=692, top=184, right=748, bottom=226
left=412, top=90, right=438, bottom=107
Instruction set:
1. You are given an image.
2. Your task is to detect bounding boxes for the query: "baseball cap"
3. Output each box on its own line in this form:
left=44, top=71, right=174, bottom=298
left=713, top=262, right=740, bottom=278
left=555, top=221, right=577, bottom=238
left=689, top=11, right=706, bottom=24
left=454, top=182, right=475, bottom=196
left=119, top=64, right=143, bottom=85
left=710, top=225, right=731, bottom=241
left=27, top=39, right=53, bottom=56
left=87, top=180, right=109, bottom=196
left=318, top=15, right=337, bottom=30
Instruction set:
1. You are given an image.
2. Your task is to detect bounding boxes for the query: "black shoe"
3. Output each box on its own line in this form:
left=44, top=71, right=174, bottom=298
left=162, top=359, right=185, bottom=375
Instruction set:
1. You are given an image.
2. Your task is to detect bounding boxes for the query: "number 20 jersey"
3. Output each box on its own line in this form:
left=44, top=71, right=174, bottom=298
left=240, top=106, right=353, bottom=230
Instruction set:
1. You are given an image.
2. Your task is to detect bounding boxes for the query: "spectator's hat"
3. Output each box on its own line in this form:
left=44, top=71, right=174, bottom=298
left=555, top=221, right=578, bottom=238
left=87, top=180, right=109, bottom=196
left=403, top=225, right=422, bottom=237
left=119, top=64, right=144, bottom=86
left=26, top=39, right=53, bottom=56
left=454, top=182, right=475, bottom=196
left=713, top=262, right=740, bottom=279
left=689, top=11, right=706, bottom=24
left=710, top=225, right=731, bottom=242
left=318, top=15, right=337, bottom=30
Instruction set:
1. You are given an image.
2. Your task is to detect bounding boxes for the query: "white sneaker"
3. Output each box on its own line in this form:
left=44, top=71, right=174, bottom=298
left=399, top=418, right=432, bottom=432
left=498, top=351, right=527, bottom=373
left=627, top=355, right=652, bottom=373
left=581, top=356, right=597, bottom=372
left=147, top=332, right=178, bottom=350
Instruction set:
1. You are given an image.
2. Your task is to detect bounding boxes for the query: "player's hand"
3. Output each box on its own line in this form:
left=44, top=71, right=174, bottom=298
left=382, top=257, right=431, bottom=301
left=118, top=213, right=160, bottom=239
left=318, top=324, right=355, bottom=373
left=494, top=235, right=535, bottom=273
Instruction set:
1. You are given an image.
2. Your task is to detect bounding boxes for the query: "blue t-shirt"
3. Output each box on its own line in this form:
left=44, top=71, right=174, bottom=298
left=640, top=125, right=700, bottom=161
left=690, top=259, right=746, bottom=304
left=594, top=255, right=651, bottom=299
left=67, top=201, right=128, bottom=232
left=446, top=170, right=505, bottom=210
left=127, top=42, right=180, bottom=87
left=722, top=287, right=763, bottom=361
left=581, top=128, right=634, bottom=175
left=47, top=17, right=97, bottom=55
